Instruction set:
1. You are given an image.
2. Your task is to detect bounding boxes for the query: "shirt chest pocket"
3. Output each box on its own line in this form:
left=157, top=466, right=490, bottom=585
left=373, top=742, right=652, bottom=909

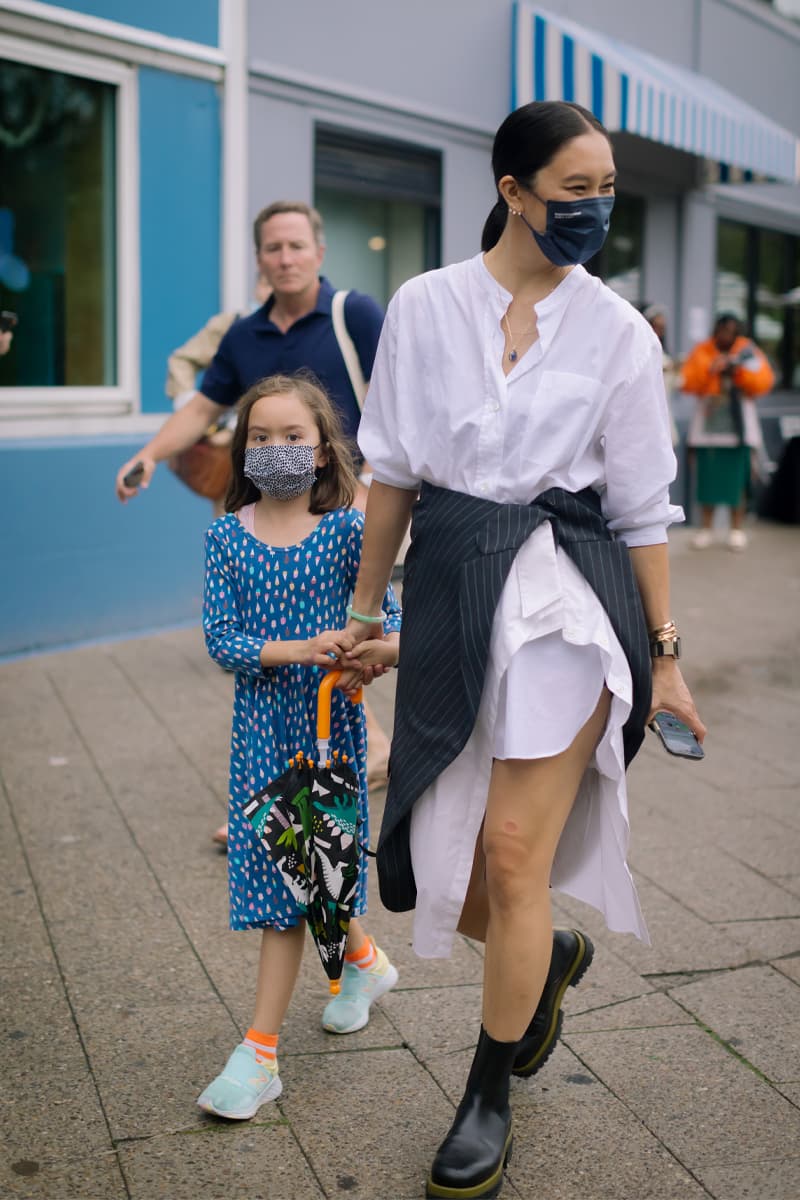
left=519, top=370, right=607, bottom=467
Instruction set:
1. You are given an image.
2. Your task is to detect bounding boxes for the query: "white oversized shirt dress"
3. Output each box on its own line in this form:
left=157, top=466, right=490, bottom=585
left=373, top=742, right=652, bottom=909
left=359, top=255, right=682, bottom=956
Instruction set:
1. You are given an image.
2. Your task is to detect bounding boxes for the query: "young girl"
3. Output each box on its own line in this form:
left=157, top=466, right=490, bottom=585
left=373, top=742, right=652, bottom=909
left=198, top=372, right=401, bottom=1120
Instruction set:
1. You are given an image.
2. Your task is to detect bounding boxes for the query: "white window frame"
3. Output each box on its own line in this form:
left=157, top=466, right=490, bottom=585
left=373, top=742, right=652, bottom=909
left=0, top=33, right=140, bottom=427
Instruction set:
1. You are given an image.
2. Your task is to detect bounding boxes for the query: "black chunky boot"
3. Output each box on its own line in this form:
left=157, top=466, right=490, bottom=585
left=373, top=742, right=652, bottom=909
left=512, top=928, right=595, bottom=1078
left=426, top=1027, right=517, bottom=1199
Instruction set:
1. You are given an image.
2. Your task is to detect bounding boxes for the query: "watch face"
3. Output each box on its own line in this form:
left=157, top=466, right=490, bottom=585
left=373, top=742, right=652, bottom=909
left=651, top=638, right=680, bottom=658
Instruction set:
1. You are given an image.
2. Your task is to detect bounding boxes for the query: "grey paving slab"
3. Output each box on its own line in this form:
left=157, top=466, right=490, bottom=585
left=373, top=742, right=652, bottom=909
left=630, top=843, right=800, bottom=923
left=1, top=959, right=117, bottom=1177
left=279, top=1047, right=456, bottom=1200
left=779, top=875, right=800, bottom=898
left=694, top=1159, right=800, bottom=1200
left=506, top=1046, right=709, bottom=1200
left=80, top=999, right=240, bottom=1141
left=48, top=913, right=219, bottom=1013
left=567, top=991, right=694, bottom=1033
left=381, top=982, right=483, bottom=1060
left=670, top=964, right=800, bottom=1082
left=565, top=1025, right=800, bottom=1170
left=714, top=918, right=800, bottom=960
left=776, top=1081, right=800, bottom=1107
left=0, top=1154, right=126, bottom=1200
left=774, top=954, right=800, bottom=985
left=119, top=1120, right=325, bottom=1200
left=108, top=635, right=233, bottom=805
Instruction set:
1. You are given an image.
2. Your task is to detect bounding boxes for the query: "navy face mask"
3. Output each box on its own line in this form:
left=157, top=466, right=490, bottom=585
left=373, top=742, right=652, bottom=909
left=518, top=193, right=615, bottom=267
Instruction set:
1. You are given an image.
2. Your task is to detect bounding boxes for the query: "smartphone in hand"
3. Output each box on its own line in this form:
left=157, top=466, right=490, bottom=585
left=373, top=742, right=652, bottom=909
left=122, top=461, right=146, bottom=488
left=649, top=711, right=705, bottom=760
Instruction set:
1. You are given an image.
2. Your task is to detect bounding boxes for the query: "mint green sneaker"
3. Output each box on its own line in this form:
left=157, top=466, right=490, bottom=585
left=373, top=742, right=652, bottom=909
left=321, top=944, right=399, bottom=1034
left=197, top=1043, right=282, bottom=1119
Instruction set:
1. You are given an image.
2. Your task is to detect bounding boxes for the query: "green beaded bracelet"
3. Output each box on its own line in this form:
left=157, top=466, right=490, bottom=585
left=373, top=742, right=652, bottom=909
left=346, top=604, right=384, bottom=624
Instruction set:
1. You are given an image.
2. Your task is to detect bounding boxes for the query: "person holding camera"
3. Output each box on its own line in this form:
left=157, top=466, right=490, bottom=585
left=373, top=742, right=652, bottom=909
left=682, top=313, right=774, bottom=551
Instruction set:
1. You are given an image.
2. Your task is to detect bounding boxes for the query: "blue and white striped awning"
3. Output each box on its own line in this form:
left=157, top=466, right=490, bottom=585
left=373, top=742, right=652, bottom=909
left=512, top=3, right=800, bottom=184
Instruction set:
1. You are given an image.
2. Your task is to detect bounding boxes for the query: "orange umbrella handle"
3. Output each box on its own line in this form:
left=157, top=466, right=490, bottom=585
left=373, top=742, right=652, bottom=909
left=317, top=669, right=363, bottom=742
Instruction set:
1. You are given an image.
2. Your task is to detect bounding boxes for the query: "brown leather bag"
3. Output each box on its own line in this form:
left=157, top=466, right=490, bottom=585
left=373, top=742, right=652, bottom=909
left=168, top=426, right=233, bottom=501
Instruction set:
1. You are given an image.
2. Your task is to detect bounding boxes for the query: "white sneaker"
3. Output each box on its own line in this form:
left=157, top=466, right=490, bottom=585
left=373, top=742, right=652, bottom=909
left=321, top=943, right=399, bottom=1034
left=691, top=530, right=713, bottom=550
left=727, top=529, right=748, bottom=551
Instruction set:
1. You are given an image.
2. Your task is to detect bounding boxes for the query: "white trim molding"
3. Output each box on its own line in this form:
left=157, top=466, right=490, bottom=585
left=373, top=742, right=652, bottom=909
left=0, top=413, right=167, bottom=442
left=0, top=33, right=140, bottom=436
left=220, top=0, right=249, bottom=313
left=0, top=0, right=225, bottom=80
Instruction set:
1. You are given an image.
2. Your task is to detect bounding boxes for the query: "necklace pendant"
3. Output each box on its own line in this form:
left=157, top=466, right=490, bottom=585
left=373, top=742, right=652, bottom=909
left=508, top=349, right=518, bottom=362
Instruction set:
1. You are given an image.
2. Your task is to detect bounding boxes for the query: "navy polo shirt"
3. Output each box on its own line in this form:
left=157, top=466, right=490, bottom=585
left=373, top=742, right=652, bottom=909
left=199, top=277, right=385, bottom=443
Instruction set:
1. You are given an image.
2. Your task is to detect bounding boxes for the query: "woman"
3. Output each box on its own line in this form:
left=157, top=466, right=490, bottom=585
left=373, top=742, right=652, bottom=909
left=683, top=312, right=774, bottom=552
left=342, top=101, right=705, bottom=1200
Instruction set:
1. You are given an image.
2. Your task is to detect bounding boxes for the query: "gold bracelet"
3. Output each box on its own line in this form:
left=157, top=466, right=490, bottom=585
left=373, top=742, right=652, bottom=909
left=649, top=621, right=678, bottom=642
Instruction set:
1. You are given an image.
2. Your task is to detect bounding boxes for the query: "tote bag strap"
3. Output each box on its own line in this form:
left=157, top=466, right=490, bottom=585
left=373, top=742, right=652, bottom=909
left=331, top=290, right=367, bottom=411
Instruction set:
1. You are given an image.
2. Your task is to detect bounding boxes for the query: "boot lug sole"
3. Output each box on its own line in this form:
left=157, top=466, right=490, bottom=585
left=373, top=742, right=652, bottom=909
left=512, top=930, right=595, bottom=1078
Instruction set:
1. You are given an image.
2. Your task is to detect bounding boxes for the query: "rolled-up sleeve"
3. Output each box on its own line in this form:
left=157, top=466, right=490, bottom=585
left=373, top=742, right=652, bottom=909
left=357, top=302, right=421, bottom=491
left=601, top=342, right=684, bottom=547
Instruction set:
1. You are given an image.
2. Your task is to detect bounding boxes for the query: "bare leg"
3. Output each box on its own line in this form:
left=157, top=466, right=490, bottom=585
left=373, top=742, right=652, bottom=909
left=481, top=688, right=611, bottom=1042
left=700, top=504, right=714, bottom=530
left=345, top=917, right=368, bottom=955
left=252, top=923, right=306, bottom=1032
left=730, top=501, right=746, bottom=532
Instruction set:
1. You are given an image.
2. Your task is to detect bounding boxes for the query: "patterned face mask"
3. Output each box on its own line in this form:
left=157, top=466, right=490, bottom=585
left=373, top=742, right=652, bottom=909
left=244, top=443, right=320, bottom=500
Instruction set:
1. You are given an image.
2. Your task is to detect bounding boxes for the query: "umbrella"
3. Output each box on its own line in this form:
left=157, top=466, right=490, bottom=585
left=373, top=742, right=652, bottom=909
left=242, top=670, right=364, bottom=994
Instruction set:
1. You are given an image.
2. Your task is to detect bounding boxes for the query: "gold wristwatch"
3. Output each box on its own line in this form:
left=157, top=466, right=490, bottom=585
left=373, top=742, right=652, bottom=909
left=650, top=637, right=681, bottom=659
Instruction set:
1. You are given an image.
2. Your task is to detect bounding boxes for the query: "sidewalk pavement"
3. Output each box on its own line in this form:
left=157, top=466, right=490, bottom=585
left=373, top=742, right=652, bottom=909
left=2, top=521, right=799, bottom=1200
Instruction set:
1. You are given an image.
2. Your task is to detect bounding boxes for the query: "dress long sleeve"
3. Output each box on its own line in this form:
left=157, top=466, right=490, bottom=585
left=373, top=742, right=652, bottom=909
left=203, top=526, right=270, bottom=677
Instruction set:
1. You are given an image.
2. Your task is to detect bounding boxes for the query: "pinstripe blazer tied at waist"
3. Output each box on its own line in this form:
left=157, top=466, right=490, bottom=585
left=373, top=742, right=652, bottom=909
left=376, top=482, right=652, bottom=914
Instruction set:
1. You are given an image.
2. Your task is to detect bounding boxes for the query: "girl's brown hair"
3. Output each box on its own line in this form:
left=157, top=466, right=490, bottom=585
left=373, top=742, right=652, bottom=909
left=224, top=371, right=359, bottom=514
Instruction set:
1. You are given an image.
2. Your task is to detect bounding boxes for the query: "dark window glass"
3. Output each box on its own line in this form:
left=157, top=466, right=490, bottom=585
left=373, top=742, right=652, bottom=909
left=716, top=218, right=799, bottom=390
left=0, top=59, right=116, bottom=388
left=315, top=126, right=441, bottom=307
left=587, top=193, right=645, bottom=304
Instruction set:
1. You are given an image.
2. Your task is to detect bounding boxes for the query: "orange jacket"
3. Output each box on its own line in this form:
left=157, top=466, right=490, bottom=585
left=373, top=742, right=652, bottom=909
left=681, top=336, right=774, bottom=399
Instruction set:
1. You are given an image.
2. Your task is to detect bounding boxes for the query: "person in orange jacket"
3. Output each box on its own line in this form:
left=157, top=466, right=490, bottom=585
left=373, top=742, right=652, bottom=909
left=682, top=313, right=774, bottom=550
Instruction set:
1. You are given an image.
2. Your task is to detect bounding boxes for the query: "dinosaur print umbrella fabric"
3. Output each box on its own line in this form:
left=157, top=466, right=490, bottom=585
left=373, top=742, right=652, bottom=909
left=243, top=748, right=362, bottom=988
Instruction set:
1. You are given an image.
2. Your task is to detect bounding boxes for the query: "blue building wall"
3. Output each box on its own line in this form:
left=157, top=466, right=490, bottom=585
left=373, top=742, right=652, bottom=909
left=55, top=0, right=219, bottom=47
left=0, top=442, right=211, bottom=658
left=139, top=68, right=221, bottom=412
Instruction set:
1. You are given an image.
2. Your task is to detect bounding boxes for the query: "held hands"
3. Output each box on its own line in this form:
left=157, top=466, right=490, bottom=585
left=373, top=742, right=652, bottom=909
left=116, top=454, right=157, bottom=502
left=302, top=629, right=356, bottom=668
left=336, top=633, right=400, bottom=696
left=648, top=659, right=707, bottom=744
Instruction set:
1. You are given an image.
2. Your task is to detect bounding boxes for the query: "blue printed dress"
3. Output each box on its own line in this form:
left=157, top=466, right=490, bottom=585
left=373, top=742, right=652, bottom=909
left=203, top=507, right=401, bottom=931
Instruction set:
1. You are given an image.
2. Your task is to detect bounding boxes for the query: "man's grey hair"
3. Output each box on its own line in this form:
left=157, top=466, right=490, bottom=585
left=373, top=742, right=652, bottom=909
left=253, top=201, right=326, bottom=249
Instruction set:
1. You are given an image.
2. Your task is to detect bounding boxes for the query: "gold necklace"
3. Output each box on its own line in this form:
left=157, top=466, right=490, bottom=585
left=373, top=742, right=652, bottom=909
left=502, top=310, right=536, bottom=363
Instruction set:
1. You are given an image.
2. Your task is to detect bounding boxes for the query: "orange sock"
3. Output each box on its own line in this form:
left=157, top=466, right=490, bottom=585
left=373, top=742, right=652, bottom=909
left=346, top=936, right=377, bottom=971
left=243, top=1027, right=278, bottom=1065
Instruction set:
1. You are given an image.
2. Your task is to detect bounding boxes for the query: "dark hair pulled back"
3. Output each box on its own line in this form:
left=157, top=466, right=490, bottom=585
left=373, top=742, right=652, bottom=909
left=481, top=101, right=610, bottom=252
